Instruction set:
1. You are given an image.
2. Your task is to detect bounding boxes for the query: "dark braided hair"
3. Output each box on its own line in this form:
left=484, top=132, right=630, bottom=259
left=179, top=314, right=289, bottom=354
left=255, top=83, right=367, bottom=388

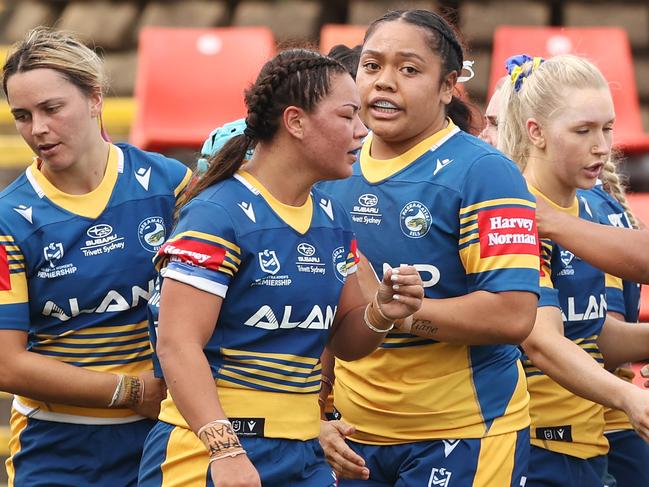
left=184, top=49, right=347, bottom=203
left=364, top=9, right=474, bottom=133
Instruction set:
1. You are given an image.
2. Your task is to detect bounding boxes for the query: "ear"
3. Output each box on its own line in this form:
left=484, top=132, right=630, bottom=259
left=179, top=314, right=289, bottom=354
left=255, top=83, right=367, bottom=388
left=88, top=89, right=103, bottom=118
left=440, top=70, right=457, bottom=105
left=526, top=118, right=545, bottom=149
left=283, top=105, right=306, bottom=139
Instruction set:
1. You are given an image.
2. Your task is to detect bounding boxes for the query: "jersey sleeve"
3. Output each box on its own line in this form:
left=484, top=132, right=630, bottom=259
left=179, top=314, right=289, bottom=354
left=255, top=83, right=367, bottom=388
left=155, top=198, right=240, bottom=298
left=0, top=230, right=30, bottom=331
left=458, top=154, right=540, bottom=295
left=605, top=273, right=626, bottom=316
left=538, top=239, right=560, bottom=309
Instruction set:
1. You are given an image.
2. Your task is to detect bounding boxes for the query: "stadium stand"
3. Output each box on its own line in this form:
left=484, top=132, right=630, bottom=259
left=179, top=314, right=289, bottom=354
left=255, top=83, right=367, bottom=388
left=130, top=26, right=275, bottom=152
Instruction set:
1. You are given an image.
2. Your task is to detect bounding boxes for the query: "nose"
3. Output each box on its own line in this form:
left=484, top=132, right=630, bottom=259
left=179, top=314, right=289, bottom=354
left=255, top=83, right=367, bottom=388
left=592, top=130, right=611, bottom=155
left=353, top=114, right=369, bottom=140
left=31, top=113, right=49, bottom=136
left=374, top=67, right=396, bottom=91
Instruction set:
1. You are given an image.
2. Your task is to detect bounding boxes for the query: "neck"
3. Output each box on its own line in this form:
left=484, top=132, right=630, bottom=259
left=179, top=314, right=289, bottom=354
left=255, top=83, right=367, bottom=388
left=243, top=143, right=314, bottom=206
left=41, top=138, right=110, bottom=195
left=524, top=155, right=576, bottom=208
left=370, top=112, right=448, bottom=160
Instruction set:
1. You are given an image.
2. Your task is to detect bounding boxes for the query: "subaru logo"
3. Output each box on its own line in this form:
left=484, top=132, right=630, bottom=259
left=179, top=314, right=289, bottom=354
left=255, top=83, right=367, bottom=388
left=358, top=194, right=378, bottom=207
left=87, top=224, right=113, bottom=239
left=297, top=243, right=316, bottom=256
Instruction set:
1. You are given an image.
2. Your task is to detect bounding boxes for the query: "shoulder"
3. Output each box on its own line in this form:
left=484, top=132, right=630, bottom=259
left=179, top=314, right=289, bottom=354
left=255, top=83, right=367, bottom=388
left=0, top=172, right=37, bottom=239
left=116, top=143, right=191, bottom=193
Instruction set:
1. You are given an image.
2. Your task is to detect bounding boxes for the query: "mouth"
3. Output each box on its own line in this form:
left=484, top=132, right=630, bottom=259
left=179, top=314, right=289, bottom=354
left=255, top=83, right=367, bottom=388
left=583, top=162, right=604, bottom=178
left=368, top=98, right=401, bottom=115
left=37, top=143, right=60, bottom=156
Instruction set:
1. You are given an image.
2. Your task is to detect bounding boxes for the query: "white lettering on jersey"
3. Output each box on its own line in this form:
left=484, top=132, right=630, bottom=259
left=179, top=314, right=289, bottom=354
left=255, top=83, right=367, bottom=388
left=13, top=205, right=33, bottom=224
left=581, top=197, right=593, bottom=218
left=135, top=167, right=152, bottom=191
left=487, top=233, right=537, bottom=245
left=383, top=263, right=440, bottom=288
left=42, top=279, right=155, bottom=321
left=238, top=201, right=256, bottom=222
left=244, top=304, right=337, bottom=330
left=607, top=212, right=626, bottom=228
left=561, top=294, right=607, bottom=322
left=320, top=198, right=334, bottom=221
left=489, top=216, right=534, bottom=232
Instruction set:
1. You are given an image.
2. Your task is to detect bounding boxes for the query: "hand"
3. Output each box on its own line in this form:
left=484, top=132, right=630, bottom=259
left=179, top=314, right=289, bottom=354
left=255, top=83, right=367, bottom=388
left=534, top=194, right=563, bottom=239
left=319, top=420, right=369, bottom=480
left=210, top=454, right=261, bottom=487
left=621, top=386, right=649, bottom=442
left=130, top=370, right=167, bottom=419
left=356, top=250, right=380, bottom=304
left=376, top=266, right=424, bottom=321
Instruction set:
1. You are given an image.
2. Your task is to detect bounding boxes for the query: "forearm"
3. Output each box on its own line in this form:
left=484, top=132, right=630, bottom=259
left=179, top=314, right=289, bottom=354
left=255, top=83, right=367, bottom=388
left=409, top=291, right=537, bottom=345
left=0, top=348, right=118, bottom=407
left=524, top=333, right=633, bottom=411
left=158, top=341, right=226, bottom=433
left=545, top=213, right=649, bottom=283
left=328, top=306, right=388, bottom=361
left=598, top=318, right=649, bottom=368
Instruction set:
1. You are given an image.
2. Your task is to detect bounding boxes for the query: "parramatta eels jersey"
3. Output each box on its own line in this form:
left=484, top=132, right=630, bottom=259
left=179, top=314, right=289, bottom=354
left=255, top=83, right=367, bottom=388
left=319, top=120, right=540, bottom=444
left=579, top=182, right=641, bottom=433
left=0, top=143, right=191, bottom=423
left=153, top=170, right=358, bottom=441
left=525, top=187, right=608, bottom=459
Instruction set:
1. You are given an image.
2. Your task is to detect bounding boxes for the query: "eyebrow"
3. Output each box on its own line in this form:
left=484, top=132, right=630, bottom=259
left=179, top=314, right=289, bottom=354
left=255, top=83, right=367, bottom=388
left=361, top=49, right=427, bottom=63
left=10, top=98, right=65, bottom=115
left=343, top=103, right=361, bottom=112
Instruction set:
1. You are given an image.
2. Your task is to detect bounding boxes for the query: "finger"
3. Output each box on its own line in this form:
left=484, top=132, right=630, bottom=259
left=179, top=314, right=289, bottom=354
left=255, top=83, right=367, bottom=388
left=641, top=365, right=649, bottom=378
left=384, top=294, right=422, bottom=310
left=391, top=283, right=425, bottom=298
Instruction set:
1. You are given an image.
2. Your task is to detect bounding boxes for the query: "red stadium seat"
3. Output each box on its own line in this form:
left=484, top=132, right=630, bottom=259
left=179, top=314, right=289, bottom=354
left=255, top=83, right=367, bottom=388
left=319, top=24, right=366, bottom=54
left=626, top=193, right=649, bottom=321
left=130, top=27, right=275, bottom=152
left=489, top=26, right=649, bottom=154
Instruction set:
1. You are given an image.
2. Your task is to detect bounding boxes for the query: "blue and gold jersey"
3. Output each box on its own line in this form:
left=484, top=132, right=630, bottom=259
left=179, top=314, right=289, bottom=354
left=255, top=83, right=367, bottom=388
left=154, top=170, right=358, bottom=441
left=0, top=143, right=191, bottom=422
left=525, top=188, right=608, bottom=459
left=319, top=121, right=540, bottom=444
left=579, top=183, right=641, bottom=433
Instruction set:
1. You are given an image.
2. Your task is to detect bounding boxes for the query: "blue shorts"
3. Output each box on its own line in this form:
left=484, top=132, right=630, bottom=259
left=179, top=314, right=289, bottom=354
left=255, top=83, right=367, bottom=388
left=527, top=445, right=606, bottom=487
left=604, top=429, right=649, bottom=487
left=338, top=429, right=529, bottom=487
left=138, top=420, right=336, bottom=487
left=6, top=408, right=154, bottom=487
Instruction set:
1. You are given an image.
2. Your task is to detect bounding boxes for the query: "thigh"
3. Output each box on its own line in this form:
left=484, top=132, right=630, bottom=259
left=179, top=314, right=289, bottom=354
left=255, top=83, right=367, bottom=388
left=8, top=408, right=153, bottom=487
left=396, top=429, right=529, bottom=487
left=138, top=421, right=211, bottom=487
left=336, top=442, right=398, bottom=487
left=606, top=429, right=649, bottom=487
left=244, top=438, right=335, bottom=487
left=527, top=446, right=573, bottom=487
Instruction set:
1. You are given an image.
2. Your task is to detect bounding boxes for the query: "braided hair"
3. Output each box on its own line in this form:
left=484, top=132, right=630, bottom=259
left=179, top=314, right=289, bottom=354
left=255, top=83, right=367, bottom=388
left=184, top=49, right=347, bottom=203
left=364, top=9, right=474, bottom=133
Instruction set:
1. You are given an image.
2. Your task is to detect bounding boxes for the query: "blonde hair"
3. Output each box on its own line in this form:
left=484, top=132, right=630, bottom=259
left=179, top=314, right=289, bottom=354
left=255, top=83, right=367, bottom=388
left=497, top=54, right=637, bottom=227
left=2, top=27, right=107, bottom=98
left=600, top=154, right=638, bottom=228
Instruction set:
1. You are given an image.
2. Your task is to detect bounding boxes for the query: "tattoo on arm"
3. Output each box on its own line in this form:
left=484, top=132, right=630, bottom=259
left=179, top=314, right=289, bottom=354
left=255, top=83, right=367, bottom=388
left=411, top=320, right=438, bottom=336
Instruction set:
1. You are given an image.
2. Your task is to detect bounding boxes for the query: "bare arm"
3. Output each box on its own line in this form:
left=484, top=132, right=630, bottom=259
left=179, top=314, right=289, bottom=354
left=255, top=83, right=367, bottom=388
left=536, top=195, right=649, bottom=283
left=598, top=315, right=649, bottom=369
left=0, top=330, right=164, bottom=418
left=407, top=291, right=538, bottom=345
left=522, top=306, right=649, bottom=440
left=326, top=266, right=423, bottom=361
left=156, top=277, right=261, bottom=487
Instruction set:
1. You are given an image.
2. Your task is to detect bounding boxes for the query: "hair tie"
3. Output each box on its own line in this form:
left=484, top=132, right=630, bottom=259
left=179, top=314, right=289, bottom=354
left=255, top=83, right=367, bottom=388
left=505, top=54, right=544, bottom=92
left=243, top=127, right=256, bottom=139
left=457, top=60, right=475, bottom=83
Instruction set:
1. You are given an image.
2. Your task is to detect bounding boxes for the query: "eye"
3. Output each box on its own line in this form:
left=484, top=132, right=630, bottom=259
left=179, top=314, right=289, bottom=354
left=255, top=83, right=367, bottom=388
left=362, top=61, right=380, bottom=72
left=45, top=104, right=62, bottom=113
left=575, top=128, right=589, bottom=135
left=13, top=112, right=29, bottom=122
left=401, top=66, right=419, bottom=75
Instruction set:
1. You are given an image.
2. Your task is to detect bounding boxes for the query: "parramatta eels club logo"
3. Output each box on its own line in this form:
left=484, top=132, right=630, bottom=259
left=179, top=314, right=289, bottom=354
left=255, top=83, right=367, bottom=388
left=400, top=201, right=432, bottom=238
left=138, top=217, right=166, bottom=252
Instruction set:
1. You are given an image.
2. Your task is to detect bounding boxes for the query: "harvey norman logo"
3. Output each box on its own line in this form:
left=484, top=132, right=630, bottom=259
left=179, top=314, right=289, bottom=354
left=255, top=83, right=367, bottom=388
left=478, top=208, right=538, bottom=257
